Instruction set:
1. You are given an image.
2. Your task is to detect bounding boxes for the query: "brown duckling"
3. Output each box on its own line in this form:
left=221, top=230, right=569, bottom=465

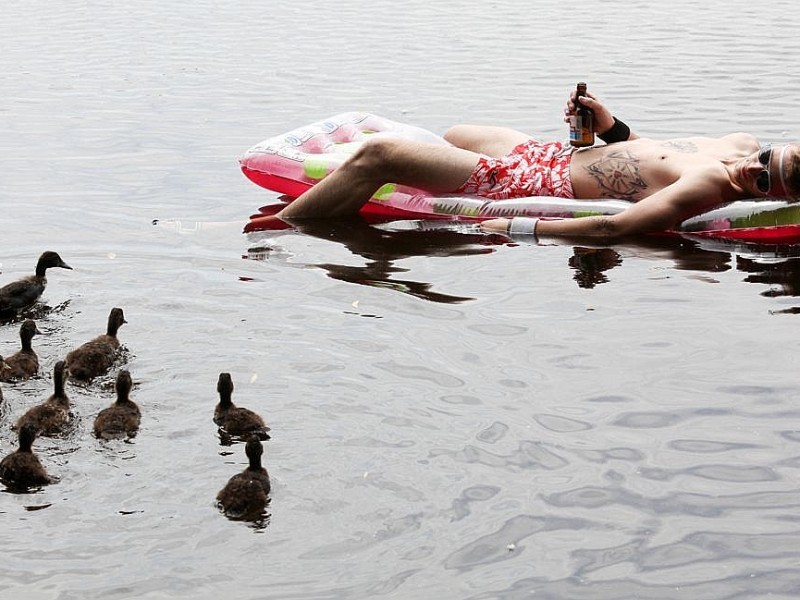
left=0, top=251, right=72, bottom=320
left=93, top=370, right=141, bottom=440
left=15, top=361, right=71, bottom=436
left=0, top=423, right=53, bottom=489
left=213, top=373, right=270, bottom=440
left=64, top=307, right=127, bottom=381
left=0, top=320, right=42, bottom=382
left=0, top=355, right=11, bottom=383
left=216, top=435, right=271, bottom=519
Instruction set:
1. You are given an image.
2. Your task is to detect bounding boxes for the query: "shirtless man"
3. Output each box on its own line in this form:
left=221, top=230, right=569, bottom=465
left=275, top=89, right=800, bottom=239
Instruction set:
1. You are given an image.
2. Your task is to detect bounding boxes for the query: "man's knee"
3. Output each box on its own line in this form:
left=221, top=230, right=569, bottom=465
left=347, top=137, right=406, bottom=176
left=443, top=125, right=472, bottom=148
left=443, top=124, right=498, bottom=154
left=444, top=124, right=531, bottom=157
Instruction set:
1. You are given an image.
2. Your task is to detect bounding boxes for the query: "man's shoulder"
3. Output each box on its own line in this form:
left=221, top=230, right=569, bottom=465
left=673, top=160, right=738, bottom=206
left=719, top=132, right=760, bottom=150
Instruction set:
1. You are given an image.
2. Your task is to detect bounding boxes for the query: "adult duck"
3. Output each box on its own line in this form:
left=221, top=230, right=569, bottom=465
left=0, top=320, right=42, bottom=381
left=64, top=307, right=127, bottom=381
left=0, top=251, right=72, bottom=320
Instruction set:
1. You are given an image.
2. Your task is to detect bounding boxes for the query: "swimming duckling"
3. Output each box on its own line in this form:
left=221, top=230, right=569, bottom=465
left=0, top=320, right=42, bottom=382
left=0, top=355, right=11, bottom=383
left=64, top=307, right=127, bottom=381
left=216, top=435, right=271, bottom=518
left=213, top=373, right=270, bottom=441
left=15, top=361, right=71, bottom=436
left=93, top=370, right=141, bottom=440
left=0, top=251, right=72, bottom=320
left=0, top=423, right=53, bottom=489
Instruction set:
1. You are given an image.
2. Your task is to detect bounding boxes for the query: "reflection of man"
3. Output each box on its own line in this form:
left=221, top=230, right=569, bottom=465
left=247, top=219, right=498, bottom=303
left=569, top=248, right=621, bottom=289
left=275, top=89, right=800, bottom=240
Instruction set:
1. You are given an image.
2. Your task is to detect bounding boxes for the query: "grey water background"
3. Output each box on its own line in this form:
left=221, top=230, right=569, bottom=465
left=2, top=0, right=800, bottom=598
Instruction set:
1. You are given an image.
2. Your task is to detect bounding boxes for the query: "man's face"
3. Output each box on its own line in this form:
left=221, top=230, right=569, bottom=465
left=741, top=144, right=796, bottom=198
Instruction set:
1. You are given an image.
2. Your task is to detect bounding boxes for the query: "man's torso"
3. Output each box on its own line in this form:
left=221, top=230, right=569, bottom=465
left=569, top=133, right=759, bottom=202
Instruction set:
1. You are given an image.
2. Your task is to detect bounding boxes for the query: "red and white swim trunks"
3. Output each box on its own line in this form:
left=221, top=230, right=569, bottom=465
left=455, top=138, right=575, bottom=199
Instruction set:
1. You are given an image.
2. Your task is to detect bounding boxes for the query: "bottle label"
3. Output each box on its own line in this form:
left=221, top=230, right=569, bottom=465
left=569, top=115, right=594, bottom=145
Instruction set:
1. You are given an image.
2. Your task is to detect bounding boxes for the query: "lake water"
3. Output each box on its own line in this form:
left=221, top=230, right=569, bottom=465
left=2, top=1, right=800, bottom=598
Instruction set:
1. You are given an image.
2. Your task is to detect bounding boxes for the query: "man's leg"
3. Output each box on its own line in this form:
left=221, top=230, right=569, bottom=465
left=443, top=125, right=532, bottom=158
left=276, top=137, right=482, bottom=219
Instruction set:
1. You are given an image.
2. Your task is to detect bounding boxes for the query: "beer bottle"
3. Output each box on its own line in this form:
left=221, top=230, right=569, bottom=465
left=569, top=82, right=595, bottom=147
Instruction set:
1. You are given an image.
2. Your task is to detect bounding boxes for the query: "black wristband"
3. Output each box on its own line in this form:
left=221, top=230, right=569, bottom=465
left=598, top=117, right=631, bottom=144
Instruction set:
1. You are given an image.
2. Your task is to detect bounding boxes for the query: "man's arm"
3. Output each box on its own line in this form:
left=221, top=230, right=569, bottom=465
left=482, top=172, right=725, bottom=239
left=565, top=91, right=640, bottom=143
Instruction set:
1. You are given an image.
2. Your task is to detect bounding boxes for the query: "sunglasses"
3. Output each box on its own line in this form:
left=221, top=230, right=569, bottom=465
left=756, top=145, right=773, bottom=194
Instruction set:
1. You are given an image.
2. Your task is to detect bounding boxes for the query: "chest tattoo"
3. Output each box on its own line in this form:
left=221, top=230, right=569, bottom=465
left=662, top=140, right=699, bottom=153
left=583, top=150, right=648, bottom=200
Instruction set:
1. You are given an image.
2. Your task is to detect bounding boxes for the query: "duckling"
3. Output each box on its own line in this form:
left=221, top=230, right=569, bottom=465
left=216, top=435, right=271, bottom=518
left=64, top=307, right=127, bottom=381
left=0, top=251, right=72, bottom=320
left=0, top=423, right=53, bottom=489
left=0, top=320, right=42, bottom=382
left=213, top=373, right=270, bottom=441
left=93, top=370, right=141, bottom=440
left=15, top=361, right=71, bottom=436
left=0, top=355, right=11, bottom=383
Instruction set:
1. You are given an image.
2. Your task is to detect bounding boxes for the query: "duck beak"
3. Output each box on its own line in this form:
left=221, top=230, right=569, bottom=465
left=60, top=262, right=73, bottom=270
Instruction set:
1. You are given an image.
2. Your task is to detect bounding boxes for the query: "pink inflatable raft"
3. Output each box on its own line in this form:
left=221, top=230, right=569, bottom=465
left=240, top=112, right=800, bottom=243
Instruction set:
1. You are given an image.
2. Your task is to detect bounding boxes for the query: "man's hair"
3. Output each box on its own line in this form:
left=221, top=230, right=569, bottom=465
left=782, top=145, right=800, bottom=199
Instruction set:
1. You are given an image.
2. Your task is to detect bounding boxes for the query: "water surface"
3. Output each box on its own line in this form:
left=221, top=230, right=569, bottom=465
left=2, top=1, right=800, bottom=598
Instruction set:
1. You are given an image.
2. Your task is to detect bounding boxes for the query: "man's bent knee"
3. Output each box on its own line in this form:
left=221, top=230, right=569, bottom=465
left=343, top=136, right=479, bottom=193
left=443, top=125, right=472, bottom=148
left=346, top=137, right=405, bottom=176
left=348, top=136, right=434, bottom=183
left=443, top=124, right=532, bottom=157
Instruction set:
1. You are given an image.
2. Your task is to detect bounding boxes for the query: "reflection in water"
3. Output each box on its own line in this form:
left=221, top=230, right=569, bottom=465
left=568, top=248, right=622, bottom=289
left=673, top=237, right=800, bottom=312
left=557, top=234, right=800, bottom=308
left=558, top=234, right=733, bottom=288
left=247, top=217, right=506, bottom=304
left=0, top=300, right=72, bottom=327
left=246, top=214, right=800, bottom=307
left=221, top=507, right=271, bottom=532
left=737, top=251, right=800, bottom=309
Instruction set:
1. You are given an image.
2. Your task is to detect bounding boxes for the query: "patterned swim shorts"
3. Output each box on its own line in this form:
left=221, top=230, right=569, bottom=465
left=455, top=138, right=575, bottom=199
